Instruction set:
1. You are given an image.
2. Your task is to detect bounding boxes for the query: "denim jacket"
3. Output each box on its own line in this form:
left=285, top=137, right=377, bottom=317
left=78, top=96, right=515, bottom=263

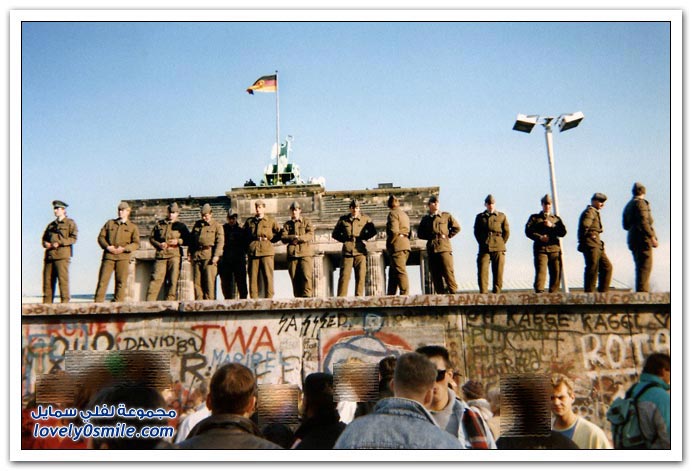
left=334, top=397, right=463, bottom=449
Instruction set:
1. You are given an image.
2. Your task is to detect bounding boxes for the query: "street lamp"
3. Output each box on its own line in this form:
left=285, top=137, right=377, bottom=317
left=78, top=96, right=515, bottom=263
left=513, top=111, right=585, bottom=293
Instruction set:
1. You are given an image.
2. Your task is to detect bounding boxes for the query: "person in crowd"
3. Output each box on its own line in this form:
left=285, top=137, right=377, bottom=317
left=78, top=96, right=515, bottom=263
left=417, top=196, right=461, bottom=294
left=177, top=363, right=282, bottom=449
left=94, top=202, right=140, bottom=302
left=577, top=193, right=613, bottom=292
left=550, top=373, right=612, bottom=448
left=41, top=199, right=78, bottom=303
left=189, top=203, right=224, bottom=300
left=219, top=210, right=249, bottom=299
left=173, top=381, right=211, bottom=444
left=334, top=352, right=463, bottom=449
left=622, top=182, right=659, bottom=292
left=291, top=372, right=346, bottom=449
left=486, top=387, right=502, bottom=440
left=146, top=202, right=190, bottom=301
left=415, top=345, right=496, bottom=449
left=461, top=380, right=497, bottom=439
left=332, top=199, right=377, bottom=297
left=244, top=200, right=282, bottom=299
left=525, top=193, right=567, bottom=293
left=473, top=194, right=510, bottom=294
left=385, top=195, right=411, bottom=295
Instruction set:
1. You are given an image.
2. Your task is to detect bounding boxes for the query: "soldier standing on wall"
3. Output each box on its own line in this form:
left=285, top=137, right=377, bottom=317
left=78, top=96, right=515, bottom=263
left=577, top=193, right=613, bottom=293
left=94, top=202, right=140, bottom=302
left=244, top=200, right=282, bottom=299
left=525, top=194, right=567, bottom=293
left=622, top=182, right=659, bottom=292
left=417, top=195, right=461, bottom=294
left=332, top=199, right=377, bottom=297
left=473, top=194, right=510, bottom=294
left=219, top=210, right=249, bottom=299
left=281, top=201, right=315, bottom=297
left=146, top=202, right=190, bottom=301
left=189, top=203, right=224, bottom=300
left=41, top=200, right=78, bottom=303
left=386, top=195, right=411, bottom=295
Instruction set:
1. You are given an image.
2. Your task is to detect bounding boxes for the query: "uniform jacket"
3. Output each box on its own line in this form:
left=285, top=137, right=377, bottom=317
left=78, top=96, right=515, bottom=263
left=176, top=413, right=282, bottom=450
left=281, top=217, right=315, bottom=258
left=97, top=219, right=140, bottom=261
left=222, top=222, right=249, bottom=261
left=418, top=212, right=461, bottom=253
left=631, top=373, right=670, bottom=449
left=42, top=217, right=78, bottom=261
left=244, top=216, right=281, bottom=257
left=386, top=207, right=411, bottom=254
left=149, top=219, right=190, bottom=259
left=333, top=397, right=463, bottom=449
left=332, top=213, right=377, bottom=257
left=525, top=212, right=567, bottom=253
left=577, top=205, right=604, bottom=252
left=474, top=210, right=510, bottom=253
left=190, top=218, right=224, bottom=261
left=622, top=198, right=657, bottom=251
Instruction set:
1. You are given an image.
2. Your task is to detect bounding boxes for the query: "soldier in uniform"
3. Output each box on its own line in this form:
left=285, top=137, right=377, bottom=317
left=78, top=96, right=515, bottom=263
left=94, top=201, right=140, bottom=302
left=146, top=202, right=190, bottom=301
left=219, top=210, right=249, bottom=299
left=41, top=200, right=78, bottom=303
left=189, top=203, right=224, bottom=300
left=281, top=201, right=315, bottom=297
left=525, top=194, right=567, bottom=293
left=622, top=182, right=659, bottom=292
left=386, top=195, right=411, bottom=295
left=577, top=193, right=613, bottom=293
left=332, top=199, right=377, bottom=297
left=244, top=200, right=281, bottom=299
left=417, top=195, right=461, bottom=294
left=473, top=194, right=510, bottom=294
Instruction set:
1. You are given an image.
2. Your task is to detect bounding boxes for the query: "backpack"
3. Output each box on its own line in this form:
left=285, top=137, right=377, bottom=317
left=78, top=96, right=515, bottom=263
left=606, top=382, right=660, bottom=449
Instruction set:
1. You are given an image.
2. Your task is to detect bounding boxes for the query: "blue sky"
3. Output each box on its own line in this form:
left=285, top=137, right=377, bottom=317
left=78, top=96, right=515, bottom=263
left=19, top=18, right=674, bottom=298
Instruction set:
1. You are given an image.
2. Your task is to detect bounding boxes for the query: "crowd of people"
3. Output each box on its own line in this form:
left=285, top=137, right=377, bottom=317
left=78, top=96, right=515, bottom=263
left=23, top=348, right=670, bottom=451
left=41, top=181, right=658, bottom=303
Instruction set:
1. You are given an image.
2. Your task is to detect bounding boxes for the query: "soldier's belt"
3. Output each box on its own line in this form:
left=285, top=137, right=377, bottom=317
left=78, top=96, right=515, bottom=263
left=199, top=245, right=213, bottom=250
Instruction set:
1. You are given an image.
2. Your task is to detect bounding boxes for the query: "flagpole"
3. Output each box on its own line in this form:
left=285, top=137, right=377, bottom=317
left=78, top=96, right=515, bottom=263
left=275, top=70, right=280, bottom=176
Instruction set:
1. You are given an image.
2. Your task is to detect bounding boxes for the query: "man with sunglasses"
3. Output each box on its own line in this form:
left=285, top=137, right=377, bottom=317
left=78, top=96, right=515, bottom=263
left=416, top=345, right=496, bottom=449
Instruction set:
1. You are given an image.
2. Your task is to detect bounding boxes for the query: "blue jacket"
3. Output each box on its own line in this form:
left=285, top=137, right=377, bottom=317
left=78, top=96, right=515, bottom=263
left=631, top=373, right=670, bottom=449
left=334, top=397, right=463, bottom=449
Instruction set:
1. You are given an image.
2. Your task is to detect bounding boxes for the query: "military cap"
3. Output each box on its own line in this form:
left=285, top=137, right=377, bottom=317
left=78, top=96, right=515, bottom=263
left=349, top=199, right=360, bottom=208
left=428, top=195, right=439, bottom=204
left=484, top=194, right=495, bottom=204
left=227, top=208, right=237, bottom=218
left=541, top=194, right=552, bottom=205
left=117, top=201, right=130, bottom=210
left=201, top=203, right=212, bottom=215
left=591, top=192, right=608, bottom=203
left=255, top=199, right=266, bottom=208
left=289, top=201, right=301, bottom=210
left=632, top=182, right=646, bottom=196
left=52, top=200, right=68, bottom=209
left=168, top=202, right=180, bottom=213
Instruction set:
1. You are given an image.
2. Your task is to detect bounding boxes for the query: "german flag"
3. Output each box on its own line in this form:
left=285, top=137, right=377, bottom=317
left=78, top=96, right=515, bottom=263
left=246, top=74, right=277, bottom=94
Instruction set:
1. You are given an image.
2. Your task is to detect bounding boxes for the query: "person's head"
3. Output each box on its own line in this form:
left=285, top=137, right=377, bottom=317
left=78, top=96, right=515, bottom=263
left=289, top=201, right=302, bottom=220
left=378, top=356, right=397, bottom=399
left=632, top=182, right=647, bottom=197
left=52, top=200, right=67, bottom=219
left=227, top=209, right=238, bottom=225
left=301, top=372, right=336, bottom=418
left=462, top=380, right=485, bottom=401
left=349, top=199, right=360, bottom=217
left=415, top=345, right=453, bottom=409
left=540, top=194, right=552, bottom=214
left=387, top=195, right=400, bottom=210
left=207, top=363, right=257, bottom=417
left=487, top=387, right=501, bottom=415
left=549, top=374, right=576, bottom=420
left=188, top=381, right=209, bottom=408
left=201, top=203, right=212, bottom=223
left=484, top=194, right=496, bottom=213
left=392, top=352, right=437, bottom=407
left=87, top=382, right=168, bottom=449
left=117, top=202, right=131, bottom=221
left=255, top=200, right=266, bottom=218
left=591, top=192, right=607, bottom=210
left=167, top=202, right=180, bottom=222
left=428, top=195, right=439, bottom=214
left=643, top=352, right=671, bottom=384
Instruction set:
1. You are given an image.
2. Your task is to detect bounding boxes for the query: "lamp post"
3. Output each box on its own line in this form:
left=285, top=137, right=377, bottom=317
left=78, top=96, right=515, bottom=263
left=513, top=111, right=585, bottom=293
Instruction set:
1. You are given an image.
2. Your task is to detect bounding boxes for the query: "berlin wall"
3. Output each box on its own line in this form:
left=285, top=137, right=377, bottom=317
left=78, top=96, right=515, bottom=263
left=22, top=291, right=670, bottom=436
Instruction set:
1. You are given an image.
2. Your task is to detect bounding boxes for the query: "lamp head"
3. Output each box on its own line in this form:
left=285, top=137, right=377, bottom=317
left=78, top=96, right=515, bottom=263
left=512, top=114, right=538, bottom=133
left=558, top=111, right=584, bottom=132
